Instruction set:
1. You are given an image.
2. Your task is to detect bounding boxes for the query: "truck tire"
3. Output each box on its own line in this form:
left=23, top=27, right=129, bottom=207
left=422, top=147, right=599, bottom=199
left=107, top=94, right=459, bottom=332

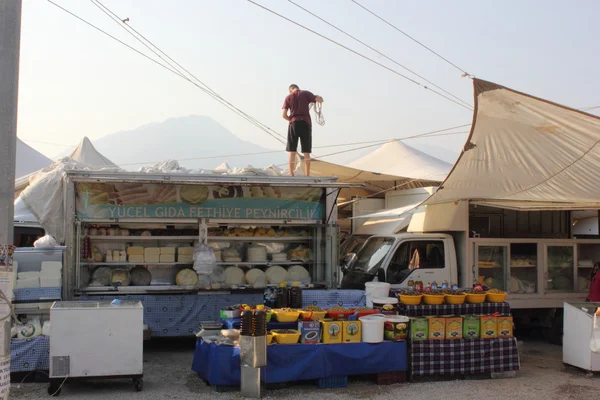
left=542, top=309, right=563, bottom=345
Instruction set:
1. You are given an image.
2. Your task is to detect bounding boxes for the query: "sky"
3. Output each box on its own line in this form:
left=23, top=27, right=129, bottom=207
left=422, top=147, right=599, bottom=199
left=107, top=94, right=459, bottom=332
left=16, top=0, right=600, bottom=166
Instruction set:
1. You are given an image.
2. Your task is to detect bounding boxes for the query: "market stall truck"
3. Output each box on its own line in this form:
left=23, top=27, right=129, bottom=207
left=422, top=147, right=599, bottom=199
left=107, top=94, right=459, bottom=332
left=339, top=201, right=595, bottom=344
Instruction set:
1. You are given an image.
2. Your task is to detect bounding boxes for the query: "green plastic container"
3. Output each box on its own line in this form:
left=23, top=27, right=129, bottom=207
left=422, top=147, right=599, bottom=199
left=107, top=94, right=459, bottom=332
left=463, top=315, right=480, bottom=339
left=410, top=317, right=428, bottom=341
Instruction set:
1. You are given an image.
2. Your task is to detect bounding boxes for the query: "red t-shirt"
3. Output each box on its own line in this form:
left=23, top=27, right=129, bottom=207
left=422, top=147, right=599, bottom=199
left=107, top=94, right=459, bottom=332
left=282, top=90, right=316, bottom=126
left=587, top=274, right=600, bottom=302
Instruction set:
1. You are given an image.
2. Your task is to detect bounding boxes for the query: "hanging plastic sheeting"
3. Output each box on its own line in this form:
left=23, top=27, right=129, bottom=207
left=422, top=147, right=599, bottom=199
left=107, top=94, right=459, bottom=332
left=423, top=79, right=600, bottom=210
left=19, top=158, right=121, bottom=244
left=592, top=308, right=600, bottom=354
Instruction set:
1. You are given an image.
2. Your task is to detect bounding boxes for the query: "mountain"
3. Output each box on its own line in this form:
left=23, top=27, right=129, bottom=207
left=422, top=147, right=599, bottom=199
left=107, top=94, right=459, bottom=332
left=89, top=115, right=287, bottom=170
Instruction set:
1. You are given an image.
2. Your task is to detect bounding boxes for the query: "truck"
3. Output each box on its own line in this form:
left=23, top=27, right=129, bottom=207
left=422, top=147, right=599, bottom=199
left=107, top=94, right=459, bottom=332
left=339, top=200, right=597, bottom=344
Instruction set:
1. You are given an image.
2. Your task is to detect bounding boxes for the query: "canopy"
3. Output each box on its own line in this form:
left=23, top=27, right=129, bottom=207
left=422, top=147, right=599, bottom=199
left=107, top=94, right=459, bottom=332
left=69, top=137, right=116, bottom=167
left=347, top=140, right=451, bottom=182
left=424, top=79, right=600, bottom=210
left=16, top=139, right=52, bottom=179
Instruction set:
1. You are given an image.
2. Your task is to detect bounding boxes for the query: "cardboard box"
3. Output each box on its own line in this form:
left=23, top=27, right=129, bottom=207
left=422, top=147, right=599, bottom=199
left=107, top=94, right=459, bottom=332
left=342, top=321, right=361, bottom=343
left=428, top=317, right=445, bottom=340
left=321, top=319, right=342, bottom=344
left=462, top=316, right=480, bottom=339
left=298, top=321, right=321, bottom=344
left=497, top=315, right=514, bottom=338
left=480, top=316, right=498, bottom=339
left=445, top=316, right=463, bottom=340
left=410, top=318, right=428, bottom=341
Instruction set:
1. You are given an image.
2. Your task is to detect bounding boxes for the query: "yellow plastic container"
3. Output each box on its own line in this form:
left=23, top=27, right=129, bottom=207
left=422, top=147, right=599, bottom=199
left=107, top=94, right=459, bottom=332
left=399, top=294, right=423, bottom=305
left=267, top=334, right=274, bottom=344
left=271, top=329, right=301, bottom=344
left=272, top=310, right=301, bottom=323
left=299, top=310, right=327, bottom=321
left=486, top=292, right=507, bottom=303
left=423, top=294, right=445, bottom=305
left=464, top=293, right=486, bottom=304
left=445, top=294, right=466, bottom=305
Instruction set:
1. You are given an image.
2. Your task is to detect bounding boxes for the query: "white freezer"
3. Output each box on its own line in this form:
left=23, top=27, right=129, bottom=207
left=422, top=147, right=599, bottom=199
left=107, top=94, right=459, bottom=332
left=49, top=300, right=143, bottom=378
left=563, top=301, right=600, bottom=373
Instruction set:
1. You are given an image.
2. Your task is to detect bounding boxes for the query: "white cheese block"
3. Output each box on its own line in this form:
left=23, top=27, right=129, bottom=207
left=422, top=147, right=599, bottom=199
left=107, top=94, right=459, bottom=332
left=112, top=250, right=121, bottom=259
left=18, top=272, right=40, bottom=279
left=129, top=255, right=145, bottom=263
left=178, top=247, right=194, bottom=256
left=144, top=247, right=161, bottom=257
left=106, top=253, right=113, bottom=263
left=160, top=247, right=175, bottom=255
left=160, top=254, right=175, bottom=263
left=120, top=255, right=127, bottom=262
left=145, top=254, right=160, bottom=264
left=41, top=261, right=62, bottom=272
left=178, top=255, right=194, bottom=263
left=40, top=277, right=62, bottom=287
left=40, top=270, right=61, bottom=278
left=15, top=278, right=40, bottom=289
left=127, top=246, right=144, bottom=256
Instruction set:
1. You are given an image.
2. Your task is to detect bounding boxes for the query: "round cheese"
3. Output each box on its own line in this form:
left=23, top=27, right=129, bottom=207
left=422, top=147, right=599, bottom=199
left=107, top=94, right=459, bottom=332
left=91, top=266, right=112, bottom=286
left=265, top=265, right=287, bottom=284
left=111, top=269, right=131, bottom=286
left=287, top=265, right=310, bottom=282
left=131, top=266, right=152, bottom=286
left=176, top=269, right=199, bottom=286
left=245, top=268, right=265, bottom=285
left=224, top=267, right=245, bottom=286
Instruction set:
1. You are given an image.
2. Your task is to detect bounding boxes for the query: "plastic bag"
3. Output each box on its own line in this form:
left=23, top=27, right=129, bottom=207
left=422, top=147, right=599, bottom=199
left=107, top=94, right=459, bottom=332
left=34, top=234, right=58, bottom=248
left=42, top=321, right=51, bottom=336
left=591, top=308, right=600, bottom=354
left=193, top=244, right=216, bottom=275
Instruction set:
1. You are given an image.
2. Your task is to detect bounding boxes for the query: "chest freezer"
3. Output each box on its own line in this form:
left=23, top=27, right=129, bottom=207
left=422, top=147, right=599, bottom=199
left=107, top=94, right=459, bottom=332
left=563, top=301, right=600, bottom=373
left=50, top=300, right=143, bottom=379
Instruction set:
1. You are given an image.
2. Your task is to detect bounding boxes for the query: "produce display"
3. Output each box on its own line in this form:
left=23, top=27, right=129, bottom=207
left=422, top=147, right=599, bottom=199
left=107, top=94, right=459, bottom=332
left=396, top=287, right=508, bottom=305
left=410, top=315, right=514, bottom=341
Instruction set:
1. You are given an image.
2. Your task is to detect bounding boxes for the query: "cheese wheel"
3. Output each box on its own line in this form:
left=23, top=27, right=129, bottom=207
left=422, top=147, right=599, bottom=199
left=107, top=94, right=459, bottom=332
left=245, top=268, right=265, bottom=285
left=287, top=265, right=310, bottom=282
left=111, top=270, right=131, bottom=286
left=224, top=267, right=245, bottom=286
left=266, top=265, right=287, bottom=284
left=176, top=269, right=199, bottom=286
left=131, top=266, right=152, bottom=286
left=91, top=267, right=112, bottom=286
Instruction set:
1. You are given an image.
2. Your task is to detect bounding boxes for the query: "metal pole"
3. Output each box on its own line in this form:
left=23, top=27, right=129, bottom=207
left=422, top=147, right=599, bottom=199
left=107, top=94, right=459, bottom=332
left=0, top=1, right=22, bottom=398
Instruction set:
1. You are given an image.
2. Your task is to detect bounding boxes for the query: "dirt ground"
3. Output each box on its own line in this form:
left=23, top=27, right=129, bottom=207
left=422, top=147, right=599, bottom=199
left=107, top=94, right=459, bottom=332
left=9, top=338, right=600, bottom=400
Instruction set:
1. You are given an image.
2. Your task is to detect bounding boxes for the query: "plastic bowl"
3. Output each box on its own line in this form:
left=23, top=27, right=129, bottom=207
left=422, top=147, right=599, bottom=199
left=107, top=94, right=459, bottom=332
left=465, top=293, right=487, bottom=304
left=271, top=329, right=301, bottom=344
left=272, top=311, right=301, bottom=323
left=265, top=311, right=273, bottom=323
left=486, top=292, right=507, bottom=303
left=398, top=294, right=423, bottom=305
left=423, top=294, right=445, bottom=305
left=445, top=294, right=466, bottom=305
left=299, top=310, right=327, bottom=321
left=266, top=334, right=274, bottom=344
left=354, top=309, right=379, bottom=318
left=326, top=310, right=354, bottom=320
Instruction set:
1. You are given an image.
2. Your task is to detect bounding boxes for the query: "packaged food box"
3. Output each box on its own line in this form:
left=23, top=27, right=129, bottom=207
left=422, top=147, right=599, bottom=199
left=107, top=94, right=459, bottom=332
left=410, top=317, right=428, bottom=341
left=342, top=321, right=361, bottom=343
left=462, top=315, right=480, bottom=339
left=428, top=317, right=445, bottom=340
left=321, top=319, right=342, bottom=344
left=445, top=316, right=463, bottom=340
left=497, top=315, right=514, bottom=338
left=298, top=321, right=321, bottom=344
left=480, top=315, right=498, bottom=339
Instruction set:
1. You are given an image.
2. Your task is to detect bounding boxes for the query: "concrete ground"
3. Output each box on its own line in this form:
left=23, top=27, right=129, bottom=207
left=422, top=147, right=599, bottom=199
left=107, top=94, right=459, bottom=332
left=10, top=338, right=600, bottom=400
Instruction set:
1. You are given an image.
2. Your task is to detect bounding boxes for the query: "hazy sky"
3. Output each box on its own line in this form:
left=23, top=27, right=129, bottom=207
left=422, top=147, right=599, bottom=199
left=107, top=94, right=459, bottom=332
left=16, top=0, right=600, bottom=164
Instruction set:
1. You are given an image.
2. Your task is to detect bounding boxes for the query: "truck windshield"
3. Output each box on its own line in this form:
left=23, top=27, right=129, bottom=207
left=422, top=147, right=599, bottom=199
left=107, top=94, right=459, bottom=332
left=353, top=237, right=395, bottom=274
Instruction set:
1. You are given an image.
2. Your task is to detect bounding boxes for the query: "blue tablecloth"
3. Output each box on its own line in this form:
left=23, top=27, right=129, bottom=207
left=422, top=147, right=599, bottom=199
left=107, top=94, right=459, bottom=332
left=10, top=336, right=50, bottom=373
left=192, top=339, right=407, bottom=385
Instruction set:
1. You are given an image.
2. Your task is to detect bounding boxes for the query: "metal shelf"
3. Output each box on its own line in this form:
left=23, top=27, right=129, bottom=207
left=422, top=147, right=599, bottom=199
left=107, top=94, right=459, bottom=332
left=80, top=262, right=193, bottom=266
left=215, top=261, right=312, bottom=267
left=208, top=236, right=311, bottom=242
left=87, top=236, right=197, bottom=241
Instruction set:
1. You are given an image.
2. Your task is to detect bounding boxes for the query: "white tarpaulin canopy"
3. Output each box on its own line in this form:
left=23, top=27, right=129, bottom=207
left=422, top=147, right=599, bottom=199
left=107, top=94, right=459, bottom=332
left=68, top=137, right=117, bottom=168
left=16, top=139, right=52, bottom=179
left=424, top=79, right=600, bottom=210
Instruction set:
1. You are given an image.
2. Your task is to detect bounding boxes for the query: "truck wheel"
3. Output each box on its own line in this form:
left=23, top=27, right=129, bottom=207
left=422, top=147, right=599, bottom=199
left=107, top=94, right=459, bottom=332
left=543, top=310, right=563, bottom=345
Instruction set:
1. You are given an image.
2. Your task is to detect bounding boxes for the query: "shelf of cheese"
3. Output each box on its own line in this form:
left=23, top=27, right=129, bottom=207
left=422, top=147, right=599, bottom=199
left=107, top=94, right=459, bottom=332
left=215, top=261, right=311, bottom=267
left=80, top=285, right=198, bottom=293
left=81, top=262, right=193, bottom=266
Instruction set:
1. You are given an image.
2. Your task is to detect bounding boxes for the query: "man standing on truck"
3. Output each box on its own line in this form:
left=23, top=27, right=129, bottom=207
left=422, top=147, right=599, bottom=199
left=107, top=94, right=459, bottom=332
left=282, top=84, right=324, bottom=177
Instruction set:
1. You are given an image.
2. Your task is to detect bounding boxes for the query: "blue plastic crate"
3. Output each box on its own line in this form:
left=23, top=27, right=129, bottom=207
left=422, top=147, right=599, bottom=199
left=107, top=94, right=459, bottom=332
left=316, top=376, right=348, bottom=389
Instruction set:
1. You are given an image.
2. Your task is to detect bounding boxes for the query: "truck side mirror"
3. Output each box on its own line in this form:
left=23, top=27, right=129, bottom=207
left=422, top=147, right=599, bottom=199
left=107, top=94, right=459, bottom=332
left=377, top=268, right=386, bottom=283
left=341, top=253, right=358, bottom=272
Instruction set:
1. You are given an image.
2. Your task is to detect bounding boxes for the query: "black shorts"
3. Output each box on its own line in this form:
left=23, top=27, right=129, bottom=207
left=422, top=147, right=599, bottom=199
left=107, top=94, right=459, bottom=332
left=286, top=120, right=312, bottom=153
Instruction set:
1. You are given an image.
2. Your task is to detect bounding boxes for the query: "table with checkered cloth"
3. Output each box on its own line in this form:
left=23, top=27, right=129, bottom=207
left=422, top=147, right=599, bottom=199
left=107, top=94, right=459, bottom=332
left=301, top=289, right=366, bottom=309
left=10, top=336, right=50, bottom=373
left=410, top=337, right=520, bottom=377
left=398, top=302, right=510, bottom=317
